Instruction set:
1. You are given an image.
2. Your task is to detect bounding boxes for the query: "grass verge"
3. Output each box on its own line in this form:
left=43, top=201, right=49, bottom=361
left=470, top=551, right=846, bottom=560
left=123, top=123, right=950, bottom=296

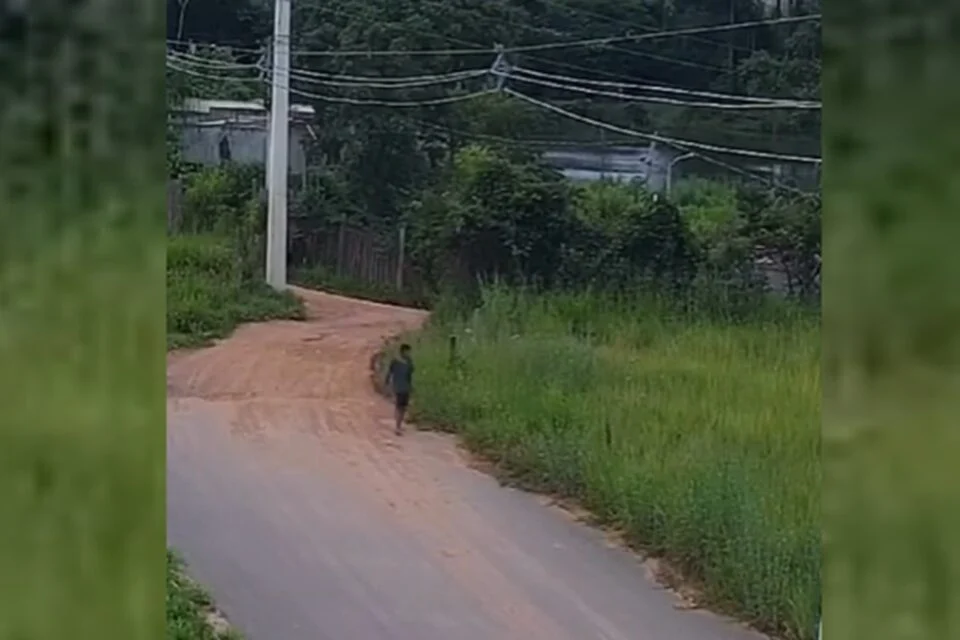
left=167, top=235, right=305, bottom=349
left=167, top=551, right=239, bottom=640
left=386, top=286, right=820, bottom=640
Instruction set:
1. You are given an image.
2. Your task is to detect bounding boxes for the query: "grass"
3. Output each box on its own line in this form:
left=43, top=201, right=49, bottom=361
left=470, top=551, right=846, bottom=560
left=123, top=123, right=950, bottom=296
left=1, top=209, right=167, bottom=638
left=399, top=286, right=820, bottom=639
left=167, top=234, right=305, bottom=349
left=167, top=552, right=240, bottom=640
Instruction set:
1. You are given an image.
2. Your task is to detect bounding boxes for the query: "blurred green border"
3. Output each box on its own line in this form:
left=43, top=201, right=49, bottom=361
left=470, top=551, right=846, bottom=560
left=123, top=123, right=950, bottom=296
left=823, top=1, right=960, bottom=639
left=2, top=0, right=958, bottom=639
left=0, top=2, right=167, bottom=639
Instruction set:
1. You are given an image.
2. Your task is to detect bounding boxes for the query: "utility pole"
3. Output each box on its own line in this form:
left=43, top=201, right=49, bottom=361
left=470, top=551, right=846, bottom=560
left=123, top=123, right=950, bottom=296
left=265, top=0, right=291, bottom=290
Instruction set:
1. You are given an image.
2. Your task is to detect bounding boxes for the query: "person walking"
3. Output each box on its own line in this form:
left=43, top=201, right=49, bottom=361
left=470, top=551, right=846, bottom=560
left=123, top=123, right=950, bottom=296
left=385, top=343, right=414, bottom=436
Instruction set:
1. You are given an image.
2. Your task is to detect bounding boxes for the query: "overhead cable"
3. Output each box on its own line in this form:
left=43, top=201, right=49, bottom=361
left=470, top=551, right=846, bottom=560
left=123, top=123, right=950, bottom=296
left=505, top=71, right=820, bottom=111
left=288, top=67, right=488, bottom=89
left=165, top=60, right=261, bottom=83
left=282, top=82, right=497, bottom=107
left=168, top=49, right=262, bottom=69
left=511, top=66, right=820, bottom=107
left=168, top=14, right=818, bottom=60
left=503, top=88, right=821, bottom=164
left=504, top=14, right=821, bottom=53
left=534, top=0, right=759, bottom=54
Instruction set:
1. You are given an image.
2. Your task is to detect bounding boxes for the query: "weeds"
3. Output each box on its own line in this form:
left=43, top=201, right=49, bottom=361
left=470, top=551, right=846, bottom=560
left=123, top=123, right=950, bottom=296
left=406, top=286, right=820, bottom=639
left=167, top=235, right=304, bottom=349
left=167, top=551, right=240, bottom=640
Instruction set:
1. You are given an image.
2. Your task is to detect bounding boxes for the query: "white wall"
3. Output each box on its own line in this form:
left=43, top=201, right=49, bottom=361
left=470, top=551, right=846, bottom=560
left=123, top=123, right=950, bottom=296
left=179, top=121, right=309, bottom=175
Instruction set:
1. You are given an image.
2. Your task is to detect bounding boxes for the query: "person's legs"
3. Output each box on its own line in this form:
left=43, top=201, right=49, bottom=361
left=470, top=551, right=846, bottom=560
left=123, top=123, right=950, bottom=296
left=394, top=393, right=409, bottom=435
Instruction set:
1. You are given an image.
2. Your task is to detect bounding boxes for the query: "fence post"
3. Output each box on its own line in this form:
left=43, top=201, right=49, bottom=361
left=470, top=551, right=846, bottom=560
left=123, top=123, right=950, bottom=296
left=396, top=223, right=407, bottom=291
left=336, top=219, right=346, bottom=276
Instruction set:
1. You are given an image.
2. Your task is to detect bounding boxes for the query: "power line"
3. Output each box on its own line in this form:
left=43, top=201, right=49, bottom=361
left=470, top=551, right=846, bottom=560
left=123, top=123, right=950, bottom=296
left=290, top=45, right=492, bottom=58
left=168, top=49, right=262, bottom=69
left=167, top=60, right=491, bottom=106
left=535, top=0, right=758, bottom=55
left=505, top=70, right=820, bottom=111
left=165, top=63, right=815, bottom=193
left=502, top=88, right=821, bottom=164
left=284, top=82, right=497, bottom=107
left=166, top=61, right=818, bottom=158
left=171, top=14, right=817, bottom=60
left=166, top=37, right=262, bottom=52
left=289, top=67, right=488, bottom=89
left=165, top=59, right=262, bottom=84
left=170, top=52, right=488, bottom=90
left=512, top=66, right=820, bottom=106
left=504, top=14, right=821, bottom=53
left=406, top=0, right=729, bottom=72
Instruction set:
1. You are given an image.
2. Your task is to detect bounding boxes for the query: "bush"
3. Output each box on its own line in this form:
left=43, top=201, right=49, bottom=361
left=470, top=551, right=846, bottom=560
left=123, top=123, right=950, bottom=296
left=167, top=235, right=303, bottom=348
left=408, top=145, right=574, bottom=293
left=563, top=180, right=699, bottom=292
left=407, top=146, right=701, bottom=297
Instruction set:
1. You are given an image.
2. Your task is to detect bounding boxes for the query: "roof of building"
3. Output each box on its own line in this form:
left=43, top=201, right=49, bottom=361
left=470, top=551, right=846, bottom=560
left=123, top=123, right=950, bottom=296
left=178, top=98, right=315, bottom=118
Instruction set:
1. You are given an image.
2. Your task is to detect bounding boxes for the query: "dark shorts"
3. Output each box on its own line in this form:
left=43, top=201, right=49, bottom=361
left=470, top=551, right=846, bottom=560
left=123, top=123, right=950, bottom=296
left=394, top=392, right=410, bottom=410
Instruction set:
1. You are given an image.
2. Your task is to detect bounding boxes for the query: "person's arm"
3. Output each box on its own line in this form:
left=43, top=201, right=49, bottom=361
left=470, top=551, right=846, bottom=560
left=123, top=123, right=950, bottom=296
left=384, top=360, right=394, bottom=390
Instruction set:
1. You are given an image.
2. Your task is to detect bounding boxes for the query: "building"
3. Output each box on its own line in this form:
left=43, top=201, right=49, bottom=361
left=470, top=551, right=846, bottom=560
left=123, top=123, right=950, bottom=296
left=173, top=98, right=316, bottom=175
left=540, top=144, right=683, bottom=191
left=540, top=144, right=819, bottom=193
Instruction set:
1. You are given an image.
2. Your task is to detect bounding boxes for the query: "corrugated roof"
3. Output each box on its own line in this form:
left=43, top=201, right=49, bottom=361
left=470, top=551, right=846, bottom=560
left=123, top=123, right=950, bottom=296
left=178, top=98, right=315, bottom=117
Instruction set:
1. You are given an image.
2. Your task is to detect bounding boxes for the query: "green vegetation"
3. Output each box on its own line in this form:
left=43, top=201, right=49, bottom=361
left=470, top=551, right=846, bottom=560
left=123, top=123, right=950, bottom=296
left=403, top=287, right=819, bottom=638
left=822, top=4, right=960, bottom=639
left=167, top=235, right=303, bottom=349
left=167, top=164, right=304, bottom=350
left=167, top=552, right=240, bottom=640
left=3, top=2, right=166, bottom=640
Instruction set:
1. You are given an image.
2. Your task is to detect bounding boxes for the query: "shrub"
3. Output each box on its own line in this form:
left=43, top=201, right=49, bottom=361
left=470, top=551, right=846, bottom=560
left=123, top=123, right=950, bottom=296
left=167, top=235, right=302, bottom=348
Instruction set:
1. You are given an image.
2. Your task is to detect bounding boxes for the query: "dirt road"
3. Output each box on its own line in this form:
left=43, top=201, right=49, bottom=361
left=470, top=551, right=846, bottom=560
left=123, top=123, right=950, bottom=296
left=166, top=288, right=762, bottom=640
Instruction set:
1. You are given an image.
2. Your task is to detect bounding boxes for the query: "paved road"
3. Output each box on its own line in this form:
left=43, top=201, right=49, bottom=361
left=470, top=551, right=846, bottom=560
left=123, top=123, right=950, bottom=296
left=167, top=289, right=763, bottom=640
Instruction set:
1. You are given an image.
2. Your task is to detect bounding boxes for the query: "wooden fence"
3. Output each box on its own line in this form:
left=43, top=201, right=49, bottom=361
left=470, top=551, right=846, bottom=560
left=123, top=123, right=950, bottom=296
left=289, top=219, right=410, bottom=292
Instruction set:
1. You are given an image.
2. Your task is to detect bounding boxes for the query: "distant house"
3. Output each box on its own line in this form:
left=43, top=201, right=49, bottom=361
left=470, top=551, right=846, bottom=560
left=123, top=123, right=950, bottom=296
left=173, top=98, right=316, bottom=175
left=540, top=144, right=685, bottom=192
left=541, top=143, right=820, bottom=193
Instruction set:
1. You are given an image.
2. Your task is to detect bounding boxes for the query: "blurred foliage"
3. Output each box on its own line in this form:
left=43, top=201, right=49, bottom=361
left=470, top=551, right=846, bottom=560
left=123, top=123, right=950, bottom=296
left=822, top=1, right=960, bottom=640
left=2, top=1, right=166, bottom=639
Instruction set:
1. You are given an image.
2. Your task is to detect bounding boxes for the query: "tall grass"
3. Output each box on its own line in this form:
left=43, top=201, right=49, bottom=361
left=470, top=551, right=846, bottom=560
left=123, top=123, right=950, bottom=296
left=410, top=286, right=820, bottom=638
left=167, top=234, right=304, bottom=349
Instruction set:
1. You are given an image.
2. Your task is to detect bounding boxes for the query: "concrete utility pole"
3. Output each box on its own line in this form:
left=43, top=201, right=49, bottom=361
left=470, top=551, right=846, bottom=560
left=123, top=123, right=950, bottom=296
left=265, top=0, right=291, bottom=290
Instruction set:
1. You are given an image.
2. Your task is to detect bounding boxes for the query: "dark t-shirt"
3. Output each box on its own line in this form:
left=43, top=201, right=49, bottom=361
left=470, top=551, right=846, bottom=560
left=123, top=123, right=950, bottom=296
left=388, top=357, right=414, bottom=395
